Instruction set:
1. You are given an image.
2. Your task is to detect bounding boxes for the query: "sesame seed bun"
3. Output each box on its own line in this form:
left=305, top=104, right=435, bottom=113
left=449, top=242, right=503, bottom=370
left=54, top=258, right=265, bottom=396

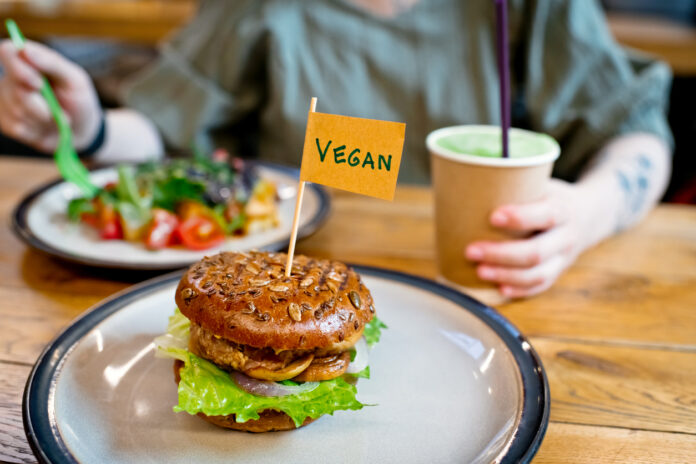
left=175, top=251, right=375, bottom=350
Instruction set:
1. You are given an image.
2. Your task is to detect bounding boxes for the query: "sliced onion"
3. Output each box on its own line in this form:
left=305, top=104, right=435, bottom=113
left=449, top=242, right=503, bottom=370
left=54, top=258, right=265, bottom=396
left=345, top=337, right=369, bottom=374
left=232, top=370, right=319, bottom=397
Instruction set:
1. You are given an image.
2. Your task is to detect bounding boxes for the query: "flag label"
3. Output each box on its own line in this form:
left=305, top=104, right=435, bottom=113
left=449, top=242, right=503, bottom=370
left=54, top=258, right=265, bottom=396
left=299, top=112, right=406, bottom=201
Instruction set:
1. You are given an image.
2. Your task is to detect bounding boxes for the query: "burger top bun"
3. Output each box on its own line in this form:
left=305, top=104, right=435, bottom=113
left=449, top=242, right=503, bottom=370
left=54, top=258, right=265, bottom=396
left=175, top=251, right=375, bottom=350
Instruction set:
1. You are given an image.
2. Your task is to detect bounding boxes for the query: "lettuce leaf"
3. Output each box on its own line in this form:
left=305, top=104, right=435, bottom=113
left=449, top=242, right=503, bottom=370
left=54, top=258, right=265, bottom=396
left=66, top=197, right=95, bottom=221
left=346, top=365, right=370, bottom=379
left=165, top=308, right=190, bottom=340
left=174, top=350, right=363, bottom=426
left=364, top=316, right=387, bottom=347
left=153, top=308, right=190, bottom=361
left=154, top=309, right=365, bottom=427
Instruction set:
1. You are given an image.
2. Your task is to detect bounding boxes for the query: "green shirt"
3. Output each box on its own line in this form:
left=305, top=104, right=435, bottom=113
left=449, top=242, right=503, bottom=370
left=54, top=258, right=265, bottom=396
left=124, top=0, right=672, bottom=184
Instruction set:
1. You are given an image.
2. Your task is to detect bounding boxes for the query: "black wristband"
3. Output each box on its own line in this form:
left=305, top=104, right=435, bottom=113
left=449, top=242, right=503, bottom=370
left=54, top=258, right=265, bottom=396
left=77, top=113, right=106, bottom=159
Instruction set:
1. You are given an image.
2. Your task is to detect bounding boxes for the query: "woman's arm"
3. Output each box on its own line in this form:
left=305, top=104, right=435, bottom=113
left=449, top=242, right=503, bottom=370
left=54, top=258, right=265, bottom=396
left=464, top=132, right=671, bottom=298
left=576, top=132, right=670, bottom=238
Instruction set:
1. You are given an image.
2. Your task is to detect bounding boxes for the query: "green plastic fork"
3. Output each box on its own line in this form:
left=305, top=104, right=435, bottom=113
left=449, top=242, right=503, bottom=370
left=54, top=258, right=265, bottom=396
left=5, top=19, right=99, bottom=197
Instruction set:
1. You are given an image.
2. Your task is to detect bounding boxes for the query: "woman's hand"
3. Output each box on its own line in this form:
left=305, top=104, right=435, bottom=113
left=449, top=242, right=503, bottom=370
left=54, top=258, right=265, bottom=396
left=0, top=40, right=101, bottom=153
left=465, top=179, right=591, bottom=298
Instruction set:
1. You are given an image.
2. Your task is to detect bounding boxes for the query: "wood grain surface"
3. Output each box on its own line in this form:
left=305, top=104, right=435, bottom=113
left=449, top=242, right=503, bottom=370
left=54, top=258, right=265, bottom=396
left=532, top=338, right=696, bottom=434
left=0, top=363, right=32, bottom=464
left=535, top=423, right=696, bottom=464
left=0, top=156, right=695, bottom=463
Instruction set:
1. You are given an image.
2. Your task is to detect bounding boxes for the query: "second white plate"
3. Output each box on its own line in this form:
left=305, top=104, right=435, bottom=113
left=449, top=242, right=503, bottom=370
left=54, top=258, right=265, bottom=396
left=12, top=162, right=329, bottom=270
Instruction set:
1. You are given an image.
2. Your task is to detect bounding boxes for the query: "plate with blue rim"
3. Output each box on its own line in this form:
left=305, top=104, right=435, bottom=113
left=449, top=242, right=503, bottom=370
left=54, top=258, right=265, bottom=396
left=23, top=265, right=549, bottom=464
left=12, top=161, right=330, bottom=270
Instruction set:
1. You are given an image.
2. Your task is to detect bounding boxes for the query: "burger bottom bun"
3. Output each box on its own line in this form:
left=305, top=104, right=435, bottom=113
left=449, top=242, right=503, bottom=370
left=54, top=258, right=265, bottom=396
left=173, top=360, right=317, bottom=432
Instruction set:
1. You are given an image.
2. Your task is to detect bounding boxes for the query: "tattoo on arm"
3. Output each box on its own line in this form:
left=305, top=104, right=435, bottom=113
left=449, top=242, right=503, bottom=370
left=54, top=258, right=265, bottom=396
left=615, top=154, right=652, bottom=232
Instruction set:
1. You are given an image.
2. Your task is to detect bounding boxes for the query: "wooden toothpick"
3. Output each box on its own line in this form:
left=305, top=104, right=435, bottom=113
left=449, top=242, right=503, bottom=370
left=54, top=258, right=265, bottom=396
left=285, top=97, right=317, bottom=277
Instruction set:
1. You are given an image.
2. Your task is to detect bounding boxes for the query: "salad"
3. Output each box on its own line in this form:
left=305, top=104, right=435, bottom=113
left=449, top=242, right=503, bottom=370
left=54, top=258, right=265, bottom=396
left=67, top=154, right=279, bottom=250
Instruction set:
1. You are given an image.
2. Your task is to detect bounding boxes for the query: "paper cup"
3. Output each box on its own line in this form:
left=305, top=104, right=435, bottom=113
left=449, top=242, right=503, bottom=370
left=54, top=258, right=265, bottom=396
left=427, top=125, right=560, bottom=298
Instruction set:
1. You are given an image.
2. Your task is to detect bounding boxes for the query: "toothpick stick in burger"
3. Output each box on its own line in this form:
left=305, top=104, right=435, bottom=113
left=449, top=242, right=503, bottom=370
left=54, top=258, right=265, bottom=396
left=285, top=97, right=318, bottom=278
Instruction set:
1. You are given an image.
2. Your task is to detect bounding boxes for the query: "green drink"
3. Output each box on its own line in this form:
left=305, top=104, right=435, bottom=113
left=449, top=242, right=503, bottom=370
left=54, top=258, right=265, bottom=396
left=435, top=130, right=557, bottom=160
left=426, top=125, right=560, bottom=302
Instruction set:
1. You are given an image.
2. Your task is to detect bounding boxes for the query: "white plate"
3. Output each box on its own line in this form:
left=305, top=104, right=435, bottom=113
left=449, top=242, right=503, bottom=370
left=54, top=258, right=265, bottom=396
left=23, top=267, right=549, bottom=464
left=12, top=162, right=329, bottom=269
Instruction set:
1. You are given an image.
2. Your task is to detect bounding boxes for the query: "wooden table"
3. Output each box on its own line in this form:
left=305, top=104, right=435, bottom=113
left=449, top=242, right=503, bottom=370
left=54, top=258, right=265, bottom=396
left=0, top=156, right=695, bottom=463
left=0, top=0, right=196, bottom=45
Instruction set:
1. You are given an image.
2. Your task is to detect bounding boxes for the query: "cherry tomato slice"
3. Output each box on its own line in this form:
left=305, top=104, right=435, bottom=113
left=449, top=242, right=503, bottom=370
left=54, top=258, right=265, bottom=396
left=177, top=216, right=225, bottom=250
left=98, top=202, right=123, bottom=240
left=80, top=212, right=100, bottom=229
left=100, top=215, right=123, bottom=239
left=79, top=198, right=101, bottom=230
left=144, top=208, right=180, bottom=250
left=177, top=200, right=213, bottom=221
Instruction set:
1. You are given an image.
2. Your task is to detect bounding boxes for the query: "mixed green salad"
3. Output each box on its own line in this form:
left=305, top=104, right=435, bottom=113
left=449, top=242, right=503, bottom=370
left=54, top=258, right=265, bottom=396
left=67, top=154, right=278, bottom=250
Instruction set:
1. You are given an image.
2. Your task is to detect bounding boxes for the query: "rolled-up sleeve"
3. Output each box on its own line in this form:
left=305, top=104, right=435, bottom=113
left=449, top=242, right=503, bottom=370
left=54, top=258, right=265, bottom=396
left=520, top=0, right=673, bottom=180
left=123, top=0, right=267, bottom=150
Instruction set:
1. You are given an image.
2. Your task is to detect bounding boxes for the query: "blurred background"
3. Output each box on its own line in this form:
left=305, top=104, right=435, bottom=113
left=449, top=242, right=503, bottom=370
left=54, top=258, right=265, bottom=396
left=0, top=0, right=694, bottom=203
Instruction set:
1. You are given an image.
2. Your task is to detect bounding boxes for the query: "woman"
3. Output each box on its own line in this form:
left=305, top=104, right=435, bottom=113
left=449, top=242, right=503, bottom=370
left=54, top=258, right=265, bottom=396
left=0, top=0, right=672, bottom=297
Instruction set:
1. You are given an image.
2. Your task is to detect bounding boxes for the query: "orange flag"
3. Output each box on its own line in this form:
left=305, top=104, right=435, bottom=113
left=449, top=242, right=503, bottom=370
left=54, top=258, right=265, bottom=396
left=299, top=111, right=406, bottom=201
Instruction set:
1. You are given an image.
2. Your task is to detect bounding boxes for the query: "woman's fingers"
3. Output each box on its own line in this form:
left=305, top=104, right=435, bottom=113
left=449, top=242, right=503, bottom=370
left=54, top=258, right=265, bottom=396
left=0, top=115, right=42, bottom=144
left=0, top=87, right=57, bottom=153
left=499, top=281, right=554, bottom=299
left=466, top=225, right=577, bottom=298
left=0, top=41, right=53, bottom=138
left=1, top=84, right=53, bottom=134
left=0, top=40, right=87, bottom=94
left=21, top=41, right=86, bottom=86
left=477, top=253, right=567, bottom=290
left=23, top=91, right=53, bottom=124
left=490, top=197, right=566, bottom=233
left=11, top=85, right=53, bottom=125
left=466, top=225, right=576, bottom=268
left=0, top=41, right=43, bottom=90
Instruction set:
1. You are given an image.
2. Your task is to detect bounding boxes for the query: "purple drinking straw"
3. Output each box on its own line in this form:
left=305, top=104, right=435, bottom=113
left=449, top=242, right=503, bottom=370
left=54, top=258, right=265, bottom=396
left=494, top=0, right=510, bottom=158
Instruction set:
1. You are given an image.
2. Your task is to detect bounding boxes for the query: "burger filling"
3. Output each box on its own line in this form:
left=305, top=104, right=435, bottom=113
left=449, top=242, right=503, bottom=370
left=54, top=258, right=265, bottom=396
left=188, top=322, right=354, bottom=382
left=154, top=308, right=386, bottom=428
